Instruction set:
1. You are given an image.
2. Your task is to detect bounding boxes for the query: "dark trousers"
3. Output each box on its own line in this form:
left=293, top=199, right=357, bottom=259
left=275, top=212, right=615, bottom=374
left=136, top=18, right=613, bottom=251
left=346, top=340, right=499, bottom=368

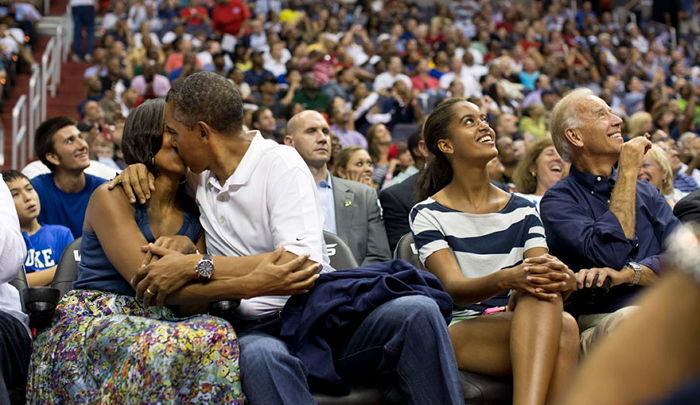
left=0, top=311, right=31, bottom=405
left=71, top=5, right=95, bottom=58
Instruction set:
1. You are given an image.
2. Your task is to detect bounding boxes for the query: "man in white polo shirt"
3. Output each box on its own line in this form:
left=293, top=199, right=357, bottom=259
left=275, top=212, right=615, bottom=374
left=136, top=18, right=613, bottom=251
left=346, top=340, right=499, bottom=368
left=113, top=72, right=463, bottom=405
left=0, top=177, right=32, bottom=403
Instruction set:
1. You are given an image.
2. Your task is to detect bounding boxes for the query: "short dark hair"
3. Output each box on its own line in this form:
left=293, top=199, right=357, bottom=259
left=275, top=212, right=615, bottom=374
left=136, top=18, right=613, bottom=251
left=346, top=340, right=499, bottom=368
left=121, top=98, right=165, bottom=174
left=252, top=106, right=272, bottom=126
left=407, top=131, right=423, bottom=161
left=34, top=116, right=77, bottom=172
left=166, top=71, right=243, bottom=135
left=1, top=169, right=29, bottom=184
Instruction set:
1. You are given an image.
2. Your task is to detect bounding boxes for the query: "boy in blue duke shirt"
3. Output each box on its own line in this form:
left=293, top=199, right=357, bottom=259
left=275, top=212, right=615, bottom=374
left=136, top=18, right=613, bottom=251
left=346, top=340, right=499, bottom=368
left=2, top=170, right=73, bottom=287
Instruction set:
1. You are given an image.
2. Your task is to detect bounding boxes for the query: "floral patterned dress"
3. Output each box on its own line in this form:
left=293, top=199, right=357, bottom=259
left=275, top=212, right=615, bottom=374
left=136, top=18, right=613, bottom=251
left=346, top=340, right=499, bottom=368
left=26, top=204, right=244, bottom=404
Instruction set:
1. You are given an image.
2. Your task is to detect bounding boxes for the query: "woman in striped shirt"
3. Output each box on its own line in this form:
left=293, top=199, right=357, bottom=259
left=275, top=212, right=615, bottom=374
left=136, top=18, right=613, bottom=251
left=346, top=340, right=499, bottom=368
left=410, top=98, right=578, bottom=405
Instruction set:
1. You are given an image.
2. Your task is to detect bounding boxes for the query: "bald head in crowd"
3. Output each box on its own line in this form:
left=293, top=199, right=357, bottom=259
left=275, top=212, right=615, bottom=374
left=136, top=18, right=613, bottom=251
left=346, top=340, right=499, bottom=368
left=284, top=111, right=332, bottom=180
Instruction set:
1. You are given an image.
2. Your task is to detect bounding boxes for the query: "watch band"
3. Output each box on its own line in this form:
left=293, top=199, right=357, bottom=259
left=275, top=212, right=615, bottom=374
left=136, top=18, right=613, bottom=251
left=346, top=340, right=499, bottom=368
left=627, top=261, right=642, bottom=285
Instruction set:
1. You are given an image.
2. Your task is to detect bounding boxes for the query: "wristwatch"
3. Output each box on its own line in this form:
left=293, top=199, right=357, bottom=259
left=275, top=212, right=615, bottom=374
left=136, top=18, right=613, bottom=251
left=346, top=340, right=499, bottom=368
left=196, top=254, right=214, bottom=280
left=626, top=261, right=642, bottom=285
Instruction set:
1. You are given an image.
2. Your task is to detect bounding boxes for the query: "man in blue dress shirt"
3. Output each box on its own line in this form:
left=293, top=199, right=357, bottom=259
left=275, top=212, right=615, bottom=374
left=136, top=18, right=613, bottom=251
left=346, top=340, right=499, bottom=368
left=540, top=88, right=680, bottom=356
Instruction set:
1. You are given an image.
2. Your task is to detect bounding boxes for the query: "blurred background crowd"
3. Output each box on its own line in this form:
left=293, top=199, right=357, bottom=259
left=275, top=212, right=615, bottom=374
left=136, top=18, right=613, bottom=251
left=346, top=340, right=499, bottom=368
left=2, top=0, right=700, bottom=201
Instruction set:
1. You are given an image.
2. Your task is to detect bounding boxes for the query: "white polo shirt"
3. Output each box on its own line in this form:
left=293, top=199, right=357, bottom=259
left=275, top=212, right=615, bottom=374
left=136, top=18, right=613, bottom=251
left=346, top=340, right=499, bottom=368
left=195, top=132, right=328, bottom=319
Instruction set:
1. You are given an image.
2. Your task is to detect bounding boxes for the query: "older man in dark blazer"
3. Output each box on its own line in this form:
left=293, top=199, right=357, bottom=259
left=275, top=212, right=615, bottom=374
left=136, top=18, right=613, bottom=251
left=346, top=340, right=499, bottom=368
left=380, top=173, right=419, bottom=252
left=379, top=132, right=429, bottom=251
left=285, top=110, right=391, bottom=265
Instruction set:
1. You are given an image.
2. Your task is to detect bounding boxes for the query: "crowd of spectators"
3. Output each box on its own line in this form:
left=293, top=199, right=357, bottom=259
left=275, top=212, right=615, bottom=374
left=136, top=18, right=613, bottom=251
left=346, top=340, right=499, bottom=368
left=68, top=0, right=700, bottom=199
left=2, top=0, right=700, bottom=403
left=0, top=0, right=41, bottom=111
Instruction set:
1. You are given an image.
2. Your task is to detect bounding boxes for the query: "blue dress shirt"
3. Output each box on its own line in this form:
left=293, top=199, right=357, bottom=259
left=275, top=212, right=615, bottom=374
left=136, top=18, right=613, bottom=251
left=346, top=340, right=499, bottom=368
left=317, top=173, right=337, bottom=235
left=540, top=165, right=680, bottom=314
left=674, top=171, right=698, bottom=193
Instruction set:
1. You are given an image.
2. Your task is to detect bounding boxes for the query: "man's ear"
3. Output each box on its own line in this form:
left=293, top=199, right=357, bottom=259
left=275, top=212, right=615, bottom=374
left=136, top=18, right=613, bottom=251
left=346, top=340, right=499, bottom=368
left=196, top=121, right=212, bottom=142
left=45, top=152, right=60, bottom=167
left=564, top=128, right=584, bottom=148
left=283, top=135, right=294, bottom=146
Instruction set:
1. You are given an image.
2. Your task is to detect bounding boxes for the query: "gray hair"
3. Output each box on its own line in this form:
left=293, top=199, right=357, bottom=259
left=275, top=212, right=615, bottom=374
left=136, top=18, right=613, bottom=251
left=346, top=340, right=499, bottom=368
left=549, top=88, right=594, bottom=162
left=166, top=71, right=243, bottom=134
left=678, top=132, right=698, bottom=148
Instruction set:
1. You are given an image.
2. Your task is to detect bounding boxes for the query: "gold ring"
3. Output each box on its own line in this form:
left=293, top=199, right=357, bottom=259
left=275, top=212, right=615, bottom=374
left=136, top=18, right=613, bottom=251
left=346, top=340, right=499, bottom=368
left=145, top=288, right=155, bottom=295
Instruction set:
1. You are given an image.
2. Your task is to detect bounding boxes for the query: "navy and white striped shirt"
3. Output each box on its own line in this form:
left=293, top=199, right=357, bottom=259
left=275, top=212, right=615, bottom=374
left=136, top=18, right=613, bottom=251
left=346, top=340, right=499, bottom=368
left=410, top=194, right=548, bottom=313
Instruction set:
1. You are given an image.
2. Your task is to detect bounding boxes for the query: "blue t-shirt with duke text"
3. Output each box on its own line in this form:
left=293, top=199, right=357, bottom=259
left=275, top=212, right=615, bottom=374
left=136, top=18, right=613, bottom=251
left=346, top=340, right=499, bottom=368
left=23, top=224, right=74, bottom=273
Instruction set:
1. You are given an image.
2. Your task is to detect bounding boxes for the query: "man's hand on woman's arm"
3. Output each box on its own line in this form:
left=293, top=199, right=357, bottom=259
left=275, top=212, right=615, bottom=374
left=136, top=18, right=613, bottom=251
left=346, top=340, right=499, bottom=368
left=107, top=163, right=155, bottom=204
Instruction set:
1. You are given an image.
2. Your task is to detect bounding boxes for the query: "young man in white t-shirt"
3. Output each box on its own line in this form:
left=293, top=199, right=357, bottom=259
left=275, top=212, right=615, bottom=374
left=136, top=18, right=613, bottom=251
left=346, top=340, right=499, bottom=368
left=112, top=72, right=463, bottom=405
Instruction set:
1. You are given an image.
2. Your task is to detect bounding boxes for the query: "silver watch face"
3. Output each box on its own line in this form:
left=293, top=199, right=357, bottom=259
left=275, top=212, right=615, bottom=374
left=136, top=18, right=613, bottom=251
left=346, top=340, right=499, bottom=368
left=197, top=259, right=214, bottom=279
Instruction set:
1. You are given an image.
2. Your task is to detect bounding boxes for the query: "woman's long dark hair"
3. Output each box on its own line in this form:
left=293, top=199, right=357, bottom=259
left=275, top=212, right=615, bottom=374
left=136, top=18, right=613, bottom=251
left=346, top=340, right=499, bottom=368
left=121, top=98, right=198, bottom=214
left=416, top=97, right=466, bottom=202
left=121, top=98, right=165, bottom=174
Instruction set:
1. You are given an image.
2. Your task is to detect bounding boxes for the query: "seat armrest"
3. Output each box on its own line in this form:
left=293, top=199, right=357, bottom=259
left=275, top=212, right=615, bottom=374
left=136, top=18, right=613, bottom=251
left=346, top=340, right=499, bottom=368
left=21, top=287, right=61, bottom=331
left=208, top=300, right=241, bottom=324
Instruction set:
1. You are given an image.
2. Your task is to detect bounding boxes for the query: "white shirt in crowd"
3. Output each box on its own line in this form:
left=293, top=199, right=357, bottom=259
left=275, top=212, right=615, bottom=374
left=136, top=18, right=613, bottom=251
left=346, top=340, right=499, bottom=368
left=0, top=179, right=28, bottom=328
left=631, top=35, right=649, bottom=54
left=22, top=160, right=120, bottom=180
left=101, top=12, right=120, bottom=31
left=461, top=63, right=489, bottom=83
left=680, top=163, right=700, bottom=186
left=69, top=0, right=94, bottom=6
left=345, top=43, right=369, bottom=67
left=247, top=33, right=268, bottom=53
left=197, top=51, right=234, bottom=73
left=439, top=71, right=482, bottom=98
left=127, top=4, right=148, bottom=31
left=373, top=72, right=412, bottom=93
left=162, top=31, right=193, bottom=45
left=263, top=48, right=292, bottom=77
left=133, top=32, right=162, bottom=49
left=0, top=28, right=25, bottom=58
left=193, top=132, right=329, bottom=320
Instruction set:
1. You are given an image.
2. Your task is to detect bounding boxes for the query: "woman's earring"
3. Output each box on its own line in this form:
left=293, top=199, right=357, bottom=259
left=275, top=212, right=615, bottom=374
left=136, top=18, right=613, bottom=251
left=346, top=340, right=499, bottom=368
left=530, top=172, right=536, bottom=177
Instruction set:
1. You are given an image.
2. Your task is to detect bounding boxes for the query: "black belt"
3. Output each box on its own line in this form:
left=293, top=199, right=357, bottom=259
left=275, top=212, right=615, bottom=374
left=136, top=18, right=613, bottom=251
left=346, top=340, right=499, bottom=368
left=234, top=312, right=282, bottom=334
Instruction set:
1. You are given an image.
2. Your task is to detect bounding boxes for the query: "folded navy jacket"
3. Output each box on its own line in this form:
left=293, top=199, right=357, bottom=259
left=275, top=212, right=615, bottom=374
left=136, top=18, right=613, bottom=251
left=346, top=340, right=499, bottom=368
left=279, top=259, right=453, bottom=395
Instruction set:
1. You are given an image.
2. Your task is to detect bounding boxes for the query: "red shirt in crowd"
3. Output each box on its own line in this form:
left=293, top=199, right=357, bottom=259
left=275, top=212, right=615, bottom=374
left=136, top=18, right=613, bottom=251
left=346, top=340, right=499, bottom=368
left=517, top=39, right=541, bottom=52
left=411, top=75, right=439, bottom=91
left=212, top=0, right=251, bottom=36
left=180, top=6, right=209, bottom=25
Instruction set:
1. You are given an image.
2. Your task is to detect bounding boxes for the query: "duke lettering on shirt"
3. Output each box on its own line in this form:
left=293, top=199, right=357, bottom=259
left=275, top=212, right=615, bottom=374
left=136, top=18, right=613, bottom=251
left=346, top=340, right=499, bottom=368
left=25, top=248, right=56, bottom=268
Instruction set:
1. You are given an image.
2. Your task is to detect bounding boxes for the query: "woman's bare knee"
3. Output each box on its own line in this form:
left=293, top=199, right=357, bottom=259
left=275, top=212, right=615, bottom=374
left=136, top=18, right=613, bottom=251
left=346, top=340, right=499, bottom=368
left=560, top=312, right=580, bottom=357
